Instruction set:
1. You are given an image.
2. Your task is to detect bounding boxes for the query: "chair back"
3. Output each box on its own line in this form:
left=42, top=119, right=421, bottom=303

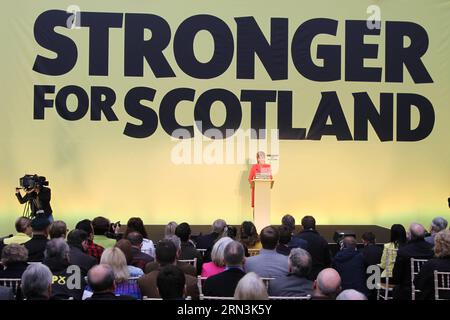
left=179, top=258, right=197, bottom=267
left=248, top=249, right=260, bottom=257
left=261, top=277, right=275, bottom=290
left=434, top=271, right=450, bottom=300
left=197, top=275, right=207, bottom=296
left=377, top=247, right=398, bottom=300
left=0, top=278, right=22, bottom=299
left=269, top=295, right=311, bottom=300
left=410, top=258, right=428, bottom=300
left=197, top=249, right=207, bottom=257
left=199, top=294, right=234, bottom=300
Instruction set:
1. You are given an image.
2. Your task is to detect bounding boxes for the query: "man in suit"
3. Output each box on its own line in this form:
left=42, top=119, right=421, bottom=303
left=139, top=240, right=199, bottom=299
left=86, top=264, right=135, bottom=300
left=311, top=268, right=342, bottom=300
left=245, top=226, right=288, bottom=278
left=195, top=219, right=227, bottom=251
left=203, top=241, right=246, bottom=296
left=392, top=223, right=434, bottom=300
left=126, top=232, right=154, bottom=270
left=269, top=248, right=313, bottom=297
left=360, top=232, right=383, bottom=267
left=424, top=217, right=447, bottom=246
left=24, top=216, right=50, bottom=262
left=281, top=215, right=308, bottom=251
left=67, top=229, right=97, bottom=276
left=293, top=215, right=331, bottom=279
left=157, top=265, right=186, bottom=300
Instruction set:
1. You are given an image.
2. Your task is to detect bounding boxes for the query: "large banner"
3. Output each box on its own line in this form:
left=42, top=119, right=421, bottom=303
left=0, top=0, right=449, bottom=234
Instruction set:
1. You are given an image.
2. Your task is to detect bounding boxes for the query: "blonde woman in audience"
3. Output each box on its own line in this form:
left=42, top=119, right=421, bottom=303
left=83, top=247, right=141, bottom=299
left=234, top=272, right=269, bottom=300
left=201, top=237, right=233, bottom=278
left=165, top=221, right=178, bottom=237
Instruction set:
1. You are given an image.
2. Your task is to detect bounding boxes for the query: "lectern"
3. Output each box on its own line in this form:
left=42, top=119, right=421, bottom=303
left=252, top=179, right=274, bottom=233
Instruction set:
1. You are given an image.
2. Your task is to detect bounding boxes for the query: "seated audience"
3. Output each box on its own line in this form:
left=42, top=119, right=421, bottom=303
left=138, top=240, right=199, bottom=299
left=311, top=268, right=342, bottom=300
left=378, top=224, right=407, bottom=279
left=86, top=264, right=135, bottom=300
left=195, top=219, right=227, bottom=252
left=21, top=263, right=53, bottom=300
left=360, top=232, right=383, bottom=267
left=0, top=244, right=29, bottom=279
left=415, top=230, right=450, bottom=300
left=203, top=241, right=246, bottom=297
left=126, top=232, right=154, bottom=270
left=239, top=221, right=261, bottom=250
left=294, top=215, right=331, bottom=279
left=226, top=225, right=238, bottom=239
left=115, top=239, right=144, bottom=277
left=43, top=238, right=85, bottom=300
left=234, top=272, right=268, bottom=300
left=24, top=216, right=50, bottom=262
left=76, top=219, right=104, bottom=262
left=201, top=237, right=233, bottom=278
left=175, top=223, right=203, bottom=274
left=281, top=214, right=308, bottom=250
left=49, top=220, right=67, bottom=239
left=269, top=248, right=313, bottom=297
left=332, top=236, right=368, bottom=295
left=245, top=226, right=288, bottom=278
left=92, top=216, right=117, bottom=248
left=164, top=221, right=178, bottom=237
left=336, top=289, right=367, bottom=300
left=157, top=265, right=186, bottom=300
left=3, top=217, right=32, bottom=245
left=392, top=223, right=434, bottom=300
left=276, top=225, right=292, bottom=256
left=124, top=217, right=155, bottom=258
left=83, top=247, right=142, bottom=299
left=145, top=235, right=196, bottom=276
left=425, top=217, right=448, bottom=246
left=67, top=229, right=97, bottom=276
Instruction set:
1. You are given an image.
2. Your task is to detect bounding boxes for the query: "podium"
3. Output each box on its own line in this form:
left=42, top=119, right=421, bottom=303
left=252, top=179, right=274, bottom=233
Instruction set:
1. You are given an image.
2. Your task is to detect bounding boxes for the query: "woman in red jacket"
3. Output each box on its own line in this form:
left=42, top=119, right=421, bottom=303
left=248, top=151, right=272, bottom=207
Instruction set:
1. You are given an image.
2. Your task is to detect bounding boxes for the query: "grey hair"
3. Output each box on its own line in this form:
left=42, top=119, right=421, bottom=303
left=1, top=244, right=28, bottom=265
left=431, top=217, right=448, bottom=233
left=336, top=289, right=367, bottom=300
left=410, top=223, right=426, bottom=240
left=211, top=237, right=233, bottom=267
left=234, top=272, right=268, bottom=300
left=289, top=248, right=312, bottom=277
left=21, top=263, right=53, bottom=299
left=224, top=241, right=245, bottom=266
left=44, top=238, right=70, bottom=261
left=165, top=221, right=178, bottom=237
left=212, top=219, right=227, bottom=234
left=164, top=234, right=181, bottom=251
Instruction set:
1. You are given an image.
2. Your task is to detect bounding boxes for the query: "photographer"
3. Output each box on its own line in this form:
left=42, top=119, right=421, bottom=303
left=15, top=175, right=53, bottom=222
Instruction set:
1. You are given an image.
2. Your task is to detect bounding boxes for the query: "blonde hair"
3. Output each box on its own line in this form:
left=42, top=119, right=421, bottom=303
left=211, top=237, right=233, bottom=267
left=165, top=221, right=178, bottom=237
left=234, top=272, right=268, bottom=300
left=100, top=247, right=129, bottom=283
left=434, top=230, right=450, bottom=258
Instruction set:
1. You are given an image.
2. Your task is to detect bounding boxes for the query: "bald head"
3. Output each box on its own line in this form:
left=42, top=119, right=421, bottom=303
left=87, top=264, right=115, bottom=293
left=336, top=289, right=367, bottom=300
left=314, top=268, right=341, bottom=299
left=410, top=223, right=426, bottom=240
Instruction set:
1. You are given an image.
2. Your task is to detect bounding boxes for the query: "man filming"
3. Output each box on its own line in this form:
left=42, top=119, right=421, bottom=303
left=15, top=174, right=53, bottom=222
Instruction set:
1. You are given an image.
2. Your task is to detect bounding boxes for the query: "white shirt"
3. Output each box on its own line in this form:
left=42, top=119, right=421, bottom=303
left=141, top=238, right=155, bottom=258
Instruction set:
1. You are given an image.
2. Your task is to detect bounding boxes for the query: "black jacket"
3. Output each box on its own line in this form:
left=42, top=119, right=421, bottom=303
left=203, top=268, right=246, bottom=297
left=333, top=248, right=368, bottom=295
left=24, top=235, right=48, bottom=262
left=16, top=186, right=52, bottom=216
left=295, top=229, right=331, bottom=279
left=69, top=245, right=97, bottom=276
left=43, top=257, right=86, bottom=300
left=276, top=244, right=291, bottom=256
left=360, top=244, right=383, bottom=267
left=0, top=262, right=29, bottom=279
left=414, top=257, right=450, bottom=300
left=392, top=239, right=434, bottom=300
left=179, top=242, right=203, bottom=275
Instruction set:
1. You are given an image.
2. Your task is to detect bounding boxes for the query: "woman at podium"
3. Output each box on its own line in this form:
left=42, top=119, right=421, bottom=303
left=248, top=151, right=272, bottom=207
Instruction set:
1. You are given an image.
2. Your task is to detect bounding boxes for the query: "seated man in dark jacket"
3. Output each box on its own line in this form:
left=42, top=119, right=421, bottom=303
left=332, top=236, right=368, bottom=296
left=392, top=223, right=434, bottom=300
left=194, top=219, right=227, bottom=262
left=126, top=232, right=154, bottom=270
left=24, top=216, right=50, bottom=262
left=86, top=264, right=135, bottom=300
left=67, top=229, right=97, bottom=276
left=203, top=241, right=246, bottom=297
left=176, top=223, right=203, bottom=274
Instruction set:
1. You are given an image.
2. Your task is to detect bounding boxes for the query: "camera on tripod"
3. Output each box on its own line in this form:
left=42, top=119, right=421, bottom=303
left=19, top=174, right=49, bottom=191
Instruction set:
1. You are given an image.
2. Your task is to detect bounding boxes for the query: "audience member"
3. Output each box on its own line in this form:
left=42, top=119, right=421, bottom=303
left=76, top=219, right=104, bottom=262
left=425, top=217, right=448, bottom=246
left=336, top=289, right=367, bottom=300
left=226, top=225, right=238, bottom=239
left=157, top=265, right=186, bottom=300
left=311, top=268, right=342, bottom=300
left=49, top=220, right=67, bottom=239
left=126, top=232, right=154, bottom=270
left=276, top=225, right=292, bottom=256
left=124, top=217, right=155, bottom=257
left=245, top=226, right=288, bottom=278
left=201, top=237, right=233, bottom=278
left=115, top=239, right=144, bottom=277
left=3, top=217, right=32, bottom=245
left=203, top=241, right=246, bottom=297
left=378, top=224, right=407, bottom=279
left=269, top=248, right=313, bottom=297
left=0, top=244, right=29, bottom=278
left=165, top=221, right=178, bottom=237
left=67, top=229, right=97, bottom=276
left=86, top=264, right=135, bottom=300
left=21, top=263, right=53, bottom=300
left=175, top=223, right=203, bottom=274
left=360, top=232, right=383, bottom=267
left=282, top=214, right=308, bottom=250
left=392, top=223, right=434, bottom=300
left=92, top=216, right=117, bottom=248
left=24, top=216, right=50, bottom=262
left=234, top=272, right=268, bottom=300
left=239, top=221, right=261, bottom=250
left=195, top=219, right=227, bottom=251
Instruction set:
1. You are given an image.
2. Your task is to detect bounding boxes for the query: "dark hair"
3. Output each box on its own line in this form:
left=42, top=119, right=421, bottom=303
left=281, top=215, right=296, bottom=233
left=76, top=219, right=93, bottom=236
left=155, top=240, right=177, bottom=266
left=49, top=221, right=67, bottom=239
left=343, top=236, right=357, bottom=249
left=260, top=226, right=279, bottom=250
left=15, top=217, right=31, bottom=233
left=390, top=224, right=407, bottom=248
left=115, top=239, right=133, bottom=264
left=239, top=221, right=259, bottom=247
left=126, top=232, right=144, bottom=246
left=362, top=232, right=376, bottom=244
left=124, top=217, right=148, bottom=239
left=67, top=229, right=88, bottom=247
left=278, top=225, right=292, bottom=245
left=301, top=216, right=316, bottom=230
left=88, top=265, right=115, bottom=293
left=226, top=226, right=237, bottom=239
left=157, top=265, right=185, bottom=300
left=175, top=223, right=191, bottom=242
left=92, top=217, right=110, bottom=236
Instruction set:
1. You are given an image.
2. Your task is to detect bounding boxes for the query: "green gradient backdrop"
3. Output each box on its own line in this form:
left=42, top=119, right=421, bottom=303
left=0, top=0, right=449, bottom=235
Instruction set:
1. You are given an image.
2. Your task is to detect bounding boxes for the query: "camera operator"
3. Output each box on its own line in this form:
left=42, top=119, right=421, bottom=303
left=15, top=182, right=53, bottom=222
